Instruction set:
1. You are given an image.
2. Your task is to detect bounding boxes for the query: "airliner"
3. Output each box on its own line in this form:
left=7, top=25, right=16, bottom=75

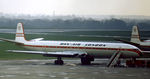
left=131, top=26, right=150, bottom=51
left=115, top=26, right=150, bottom=53
left=0, top=23, right=142, bottom=66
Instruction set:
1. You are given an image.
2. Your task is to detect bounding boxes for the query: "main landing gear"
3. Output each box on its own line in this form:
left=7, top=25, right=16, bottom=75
left=80, top=55, right=94, bottom=65
left=54, top=55, right=94, bottom=65
left=54, top=57, right=64, bottom=65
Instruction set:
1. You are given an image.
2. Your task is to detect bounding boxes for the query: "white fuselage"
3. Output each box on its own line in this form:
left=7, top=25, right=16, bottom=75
left=22, top=40, right=141, bottom=58
left=140, top=41, right=150, bottom=46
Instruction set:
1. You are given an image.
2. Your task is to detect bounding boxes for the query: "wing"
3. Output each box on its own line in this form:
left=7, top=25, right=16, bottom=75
left=114, top=38, right=145, bottom=50
left=7, top=50, right=87, bottom=57
left=141, top=51, right=150, bottom=54
left=114, top=38, right=140, bottom=46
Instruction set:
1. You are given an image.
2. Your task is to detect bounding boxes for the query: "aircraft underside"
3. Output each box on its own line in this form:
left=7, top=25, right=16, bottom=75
left=22, top=45, right=140, bottom=66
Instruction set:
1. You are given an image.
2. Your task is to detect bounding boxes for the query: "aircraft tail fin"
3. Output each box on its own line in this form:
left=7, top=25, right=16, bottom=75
left=131, top=26, right=141, bottom=44
left=15, top=23, right=27, bottom=43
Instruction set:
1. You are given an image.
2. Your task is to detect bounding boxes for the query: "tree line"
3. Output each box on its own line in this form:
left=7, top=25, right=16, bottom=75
left=0, top=17, right=150, bottom=30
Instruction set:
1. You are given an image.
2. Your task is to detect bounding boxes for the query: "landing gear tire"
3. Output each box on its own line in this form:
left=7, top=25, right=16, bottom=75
left=126, top=58, right=136, bottom=67
left=81, top=58, right=91, bottom=65
left=54, top=60, right=64, bottom=65
left=54, top=57, right=64, bottom=65
left=81, top=55, right=94, bottom=65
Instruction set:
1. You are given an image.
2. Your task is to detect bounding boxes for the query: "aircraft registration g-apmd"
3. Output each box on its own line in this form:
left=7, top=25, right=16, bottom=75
left=0, top=23, right=143, bottom=67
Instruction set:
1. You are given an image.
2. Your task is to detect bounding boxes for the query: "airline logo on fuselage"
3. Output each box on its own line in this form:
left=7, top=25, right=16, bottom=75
left=60, top=43, right=106, bottom=47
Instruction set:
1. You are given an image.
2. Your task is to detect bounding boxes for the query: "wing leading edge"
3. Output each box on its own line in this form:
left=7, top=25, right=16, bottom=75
left=7, top=50, right=87, bottom=57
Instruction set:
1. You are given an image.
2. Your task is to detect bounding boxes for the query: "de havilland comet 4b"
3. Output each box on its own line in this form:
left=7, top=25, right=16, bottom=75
left=115, top=26, right=150, bottom=55
left=0, top=23, right=142, bottom=66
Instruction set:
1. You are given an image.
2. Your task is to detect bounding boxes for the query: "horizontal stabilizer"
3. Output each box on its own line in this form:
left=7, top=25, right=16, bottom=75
left=30, top=38, right=44, bottom=41
left=0, top=38, right=23, bottom=45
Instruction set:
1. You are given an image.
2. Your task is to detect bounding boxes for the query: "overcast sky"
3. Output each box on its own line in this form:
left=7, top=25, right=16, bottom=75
left=0, top=0, right=150, bottom=16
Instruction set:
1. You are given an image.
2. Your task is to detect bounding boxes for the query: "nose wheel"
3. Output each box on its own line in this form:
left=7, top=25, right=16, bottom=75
left=54, top=57, right=64, bottom=65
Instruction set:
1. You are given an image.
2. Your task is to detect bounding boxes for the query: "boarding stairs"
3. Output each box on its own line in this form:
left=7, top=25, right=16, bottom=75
left=107, top=50, right=121, bottom=67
